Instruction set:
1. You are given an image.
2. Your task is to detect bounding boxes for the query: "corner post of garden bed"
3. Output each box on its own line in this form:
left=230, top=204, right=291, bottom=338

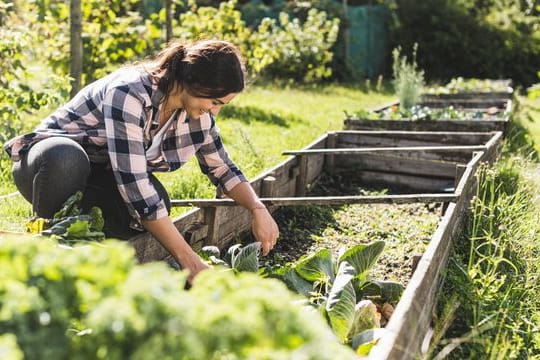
left=324, top=132, right=339, bottom=173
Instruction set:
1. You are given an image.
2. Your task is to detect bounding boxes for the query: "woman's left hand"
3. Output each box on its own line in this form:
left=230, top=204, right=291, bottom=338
left=251, top=207, right=279, bottom=256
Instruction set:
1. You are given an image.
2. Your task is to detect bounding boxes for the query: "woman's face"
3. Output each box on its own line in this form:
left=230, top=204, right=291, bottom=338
left=179, top=90, right=237, bottom=120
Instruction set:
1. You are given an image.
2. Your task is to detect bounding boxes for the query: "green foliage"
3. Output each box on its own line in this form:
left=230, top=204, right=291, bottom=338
left=257, top=9, right=340, bottom=82
left=32, top=0, right=161, bottom=85
left=0, top=333, right=23, bottom=360
left=391, top=44, right=425, bottom=112
left=199, top=242, right=262, bottom=273
left=0, top=235, right=356, bottom=359
left=175, top=0, right=339, bottom=82
left=0, top=236, right=136, bottom=360
left=392, top=0, right=540, bottom=86
left=26, top=191, right=105, bottom=242
left=428, top=77, right=514, bottom=94
left=429, top=157, right=540, bottom=358
left=0, top=4, right=69, bottom=184
left=350, top=104, right=505, bottom=121
left=528, top=71, right=540, bottom=99
left=274, top=242, right=403, bottom=350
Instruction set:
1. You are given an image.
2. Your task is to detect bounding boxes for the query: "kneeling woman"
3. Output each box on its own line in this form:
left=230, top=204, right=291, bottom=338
left=4, top=40, right=279, bottom=282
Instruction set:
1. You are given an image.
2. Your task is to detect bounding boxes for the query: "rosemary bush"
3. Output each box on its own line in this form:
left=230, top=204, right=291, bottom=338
left=392, top=44, right=425, bottom=113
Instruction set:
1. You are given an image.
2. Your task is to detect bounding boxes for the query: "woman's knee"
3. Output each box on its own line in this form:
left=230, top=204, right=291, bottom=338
left=13, top=137, right=91, bottom=218
left=27, top=137, right=90, bottom=177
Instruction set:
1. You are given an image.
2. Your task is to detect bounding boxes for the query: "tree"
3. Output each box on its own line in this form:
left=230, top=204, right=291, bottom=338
left=70, top=0, right=82, bottom=97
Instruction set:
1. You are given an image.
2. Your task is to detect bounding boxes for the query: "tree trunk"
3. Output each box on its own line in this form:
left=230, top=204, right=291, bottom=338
left=165, top=0, right=172, bottom=42
left=70, top=0, right=83, bottom=98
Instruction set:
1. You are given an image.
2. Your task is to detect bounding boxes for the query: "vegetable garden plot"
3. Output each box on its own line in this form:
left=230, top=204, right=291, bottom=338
left=344, top=97, right=513, bottom=133
left=129, top=130, right=501, bottom=264
left=127, top=129, right=502, bottom=359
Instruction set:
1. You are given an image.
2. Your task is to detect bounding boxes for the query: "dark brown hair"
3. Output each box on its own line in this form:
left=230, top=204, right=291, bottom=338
left=146, top=40, right=245, bottom=101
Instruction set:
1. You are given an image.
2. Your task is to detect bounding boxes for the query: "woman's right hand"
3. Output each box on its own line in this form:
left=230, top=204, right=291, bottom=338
left=179, top=252, right=211, bottom=284
left=141, top=216, right=211, bottom=285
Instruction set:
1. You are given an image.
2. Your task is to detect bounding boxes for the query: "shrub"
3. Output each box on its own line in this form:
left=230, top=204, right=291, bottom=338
left=392, top=0, right=540, bottom=86
left=175, top=0, right=340, bottom=83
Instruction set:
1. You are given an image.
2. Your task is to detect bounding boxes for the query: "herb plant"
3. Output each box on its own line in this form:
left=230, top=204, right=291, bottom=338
left=392, top=44, right=425, bottom=112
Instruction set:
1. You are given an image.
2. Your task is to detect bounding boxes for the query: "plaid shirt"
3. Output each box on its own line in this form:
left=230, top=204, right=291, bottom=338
left=4, top=67, right=247, bottom=222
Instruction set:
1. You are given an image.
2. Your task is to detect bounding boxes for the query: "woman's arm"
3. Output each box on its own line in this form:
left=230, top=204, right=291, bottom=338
left=102, top=87, right=208, bottom=283
left=226, top=182, right=279, bottom=255
left=141, top=216, right=209, bottom=283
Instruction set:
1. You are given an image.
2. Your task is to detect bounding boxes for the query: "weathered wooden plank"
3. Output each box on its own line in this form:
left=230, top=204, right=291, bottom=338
left=343, top=118, right=507, bottom=132
left=336, top=130, right=494, bottom=146
left=349, top=151, right=471, bottom=163
left=325, top=133, right=339, bottom=173
left=283, top=145, right=487, bottom=155
left=337, top=153, right=461, bottom=178
left=421, top=92, right=512, bottom=100
left=419, top=99, right=509, bottom=108
left=356, top=171, right=454, bottom=193
left=170, top=193, right=458, bottom=207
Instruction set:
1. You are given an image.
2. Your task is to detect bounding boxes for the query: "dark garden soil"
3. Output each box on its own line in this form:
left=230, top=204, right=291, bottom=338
left=247, top=171, right=443, bottom=287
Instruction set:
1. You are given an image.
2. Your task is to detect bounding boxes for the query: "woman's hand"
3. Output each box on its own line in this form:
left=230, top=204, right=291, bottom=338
left=251, top=207, right=279, bottom=256
left=141, top=216, right=210, bottom=284
left=177, top=251, right=211, bottom=284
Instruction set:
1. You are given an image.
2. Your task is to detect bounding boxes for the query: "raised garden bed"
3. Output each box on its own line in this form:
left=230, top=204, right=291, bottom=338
left=423, top=78, right=513, bottom=100
left=344, top=97, right=513, bottom=133
left=128, top=129, right=502, bottom=359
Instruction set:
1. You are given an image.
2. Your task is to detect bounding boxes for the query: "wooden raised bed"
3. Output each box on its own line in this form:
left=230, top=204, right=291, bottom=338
left=422, top=79, right=513, bottom=100
left=344, top=97, right=513, bottom=133
left=421, top=91, right=513, bottom=101
left=128, top=129, right=502, bottom=359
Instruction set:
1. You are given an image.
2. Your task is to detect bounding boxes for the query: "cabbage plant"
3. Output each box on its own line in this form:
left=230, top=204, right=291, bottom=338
left=199, top=242, right=261, bottom=273
left=273, top=242, right=404, bottom=350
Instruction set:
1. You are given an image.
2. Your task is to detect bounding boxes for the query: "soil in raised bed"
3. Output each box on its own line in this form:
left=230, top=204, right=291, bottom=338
left=241, top=171, right=442, bottom=287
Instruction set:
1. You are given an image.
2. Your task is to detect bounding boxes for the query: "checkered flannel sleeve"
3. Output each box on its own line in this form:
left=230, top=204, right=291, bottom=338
left=196, top=119, right=248, bottom=194
left=103, top=85, right=168, bottom=221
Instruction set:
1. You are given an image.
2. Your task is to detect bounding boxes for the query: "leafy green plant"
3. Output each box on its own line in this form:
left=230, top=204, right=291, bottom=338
left=0, top=234, right=356, bottom=359
left=392, top=44, right=425, bottom=112
left=25, top=191, right=105, bottom=242
left=26, top=0, right=161, bottom=85
left=273, top=242, right=404, bottom=350
left=199, top=242, right=261, bottom=273
left=348, top=104, right=505, bottom=121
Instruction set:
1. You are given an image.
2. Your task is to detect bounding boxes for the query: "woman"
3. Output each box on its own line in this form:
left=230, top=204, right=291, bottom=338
left=4, top=40, right=279, bottom=282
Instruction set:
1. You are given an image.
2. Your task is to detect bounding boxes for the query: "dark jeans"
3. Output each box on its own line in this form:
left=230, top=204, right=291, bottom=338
left=12, top=137, right=171, bottom=239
